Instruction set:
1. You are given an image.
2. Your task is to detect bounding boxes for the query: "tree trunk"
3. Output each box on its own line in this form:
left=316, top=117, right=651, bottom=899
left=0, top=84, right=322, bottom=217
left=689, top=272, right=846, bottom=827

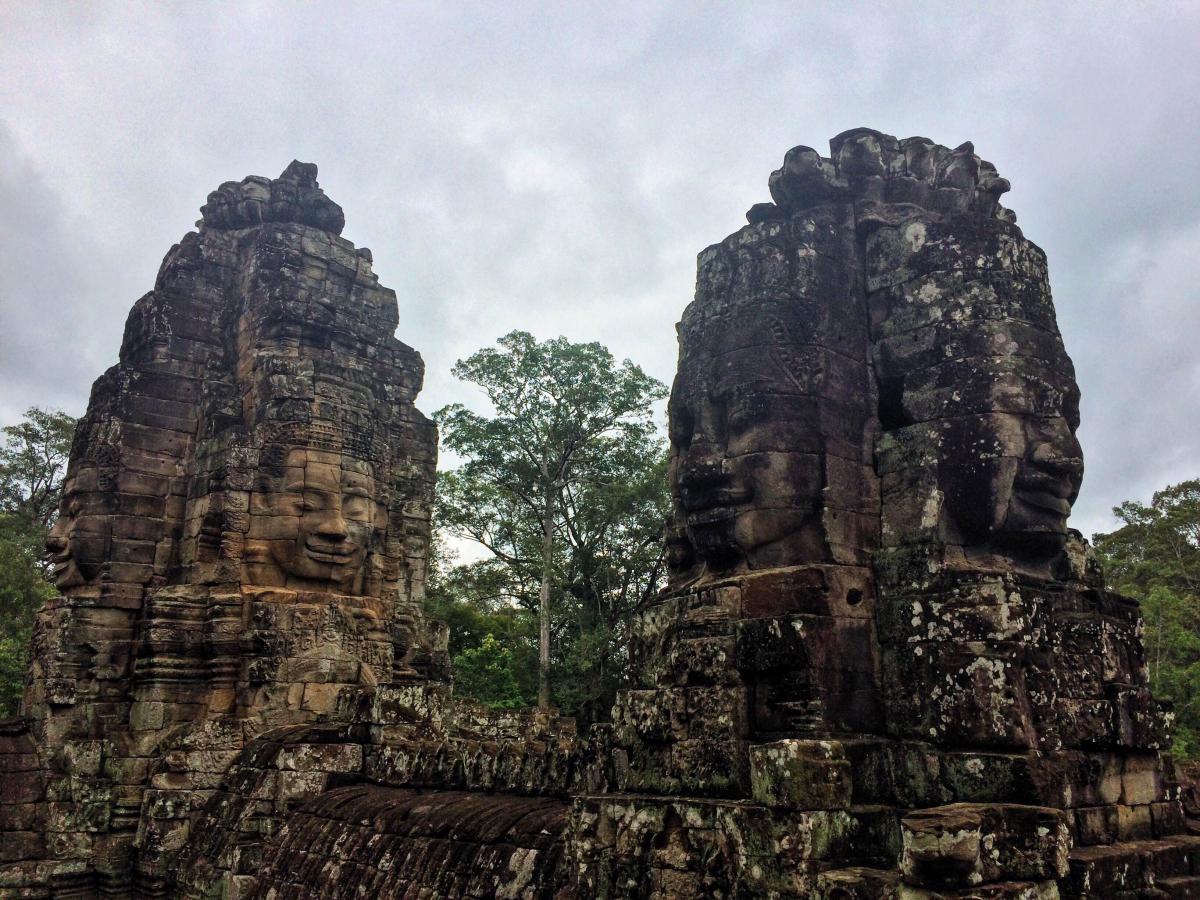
left=538, top=484, right=554, bottom=709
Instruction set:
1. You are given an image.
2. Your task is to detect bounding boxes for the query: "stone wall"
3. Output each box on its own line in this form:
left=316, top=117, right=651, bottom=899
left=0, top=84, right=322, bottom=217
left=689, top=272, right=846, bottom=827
left=170, top=687, right=580, bottom=897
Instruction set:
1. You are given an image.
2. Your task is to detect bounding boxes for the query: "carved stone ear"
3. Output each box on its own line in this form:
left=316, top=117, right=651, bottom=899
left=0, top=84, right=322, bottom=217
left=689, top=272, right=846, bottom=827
left=196, top=510, right=224, bottom=561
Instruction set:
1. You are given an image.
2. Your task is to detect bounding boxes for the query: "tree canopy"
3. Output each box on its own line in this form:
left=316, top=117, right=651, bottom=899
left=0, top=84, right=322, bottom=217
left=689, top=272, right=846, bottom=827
left=0, top=407, right=75, bottom=552
left=0, top=407, right=76, bottom=716
left=1094, top=479, right=1200, bottom=758
left=433, top=331, right=668, bottom=716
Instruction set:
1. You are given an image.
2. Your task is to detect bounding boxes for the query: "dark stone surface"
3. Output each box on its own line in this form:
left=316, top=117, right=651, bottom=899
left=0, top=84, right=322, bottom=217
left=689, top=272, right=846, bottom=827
left=572, top=130, right=1182, bottom=897
left=247, top=785, right=568, bottom=899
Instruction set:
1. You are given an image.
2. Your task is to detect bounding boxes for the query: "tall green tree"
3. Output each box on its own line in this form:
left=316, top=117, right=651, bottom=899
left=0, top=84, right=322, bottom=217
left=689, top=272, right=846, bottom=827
left=1094, top=479, right=1200, bottom=757
left=0, top=407, right=77, bottom=715
left=0, top=540, right=55, bottom=715
left=0, top=407, right=76, bottom=552
left=554, top=445, right=669, bottom=721
left=435, top=331, right=667, bottom=710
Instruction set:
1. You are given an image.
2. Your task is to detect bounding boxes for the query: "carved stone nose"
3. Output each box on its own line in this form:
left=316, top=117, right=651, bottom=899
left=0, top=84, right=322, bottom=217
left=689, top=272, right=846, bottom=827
left=1031, top=442, right=1083, bottom=475
left=315, top=510, right=349, bottom=540
left=680, top=453, right=728, bottom=488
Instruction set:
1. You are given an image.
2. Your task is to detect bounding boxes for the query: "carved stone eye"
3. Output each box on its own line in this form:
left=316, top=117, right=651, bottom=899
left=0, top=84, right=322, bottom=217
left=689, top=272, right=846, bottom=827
left=726, top=390, right=768, bottom=434
left=670, top=404, right=695, bottom=449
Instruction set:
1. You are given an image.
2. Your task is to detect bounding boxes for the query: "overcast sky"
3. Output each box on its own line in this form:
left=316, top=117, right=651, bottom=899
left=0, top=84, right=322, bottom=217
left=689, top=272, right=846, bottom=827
left=1, top=1, right=1198, bottom=539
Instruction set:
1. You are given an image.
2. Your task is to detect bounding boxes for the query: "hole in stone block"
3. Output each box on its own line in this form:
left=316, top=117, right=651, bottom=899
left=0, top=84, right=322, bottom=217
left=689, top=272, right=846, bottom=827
left=878, top=376, right=911, bottom=431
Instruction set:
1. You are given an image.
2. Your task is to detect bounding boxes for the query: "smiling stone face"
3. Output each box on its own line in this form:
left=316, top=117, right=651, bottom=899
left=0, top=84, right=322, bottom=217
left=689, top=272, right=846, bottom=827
left=42, top=446, right=127, bottom=592
left=866, top=209, right=1084, bottom=570
left=44, top=467, right=112, bottom=590
left=664, top=205, right=879, bottom=586
left=668, top=308, right=835, bottom=576
left=937, top=410, right=1083, bottom=557
left=246, top=445, right=383, bottom=593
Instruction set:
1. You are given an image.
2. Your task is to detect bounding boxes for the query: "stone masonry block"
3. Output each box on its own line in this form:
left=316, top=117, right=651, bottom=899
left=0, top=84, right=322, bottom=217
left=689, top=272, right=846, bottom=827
left=750, top=739, right=851, bottom=811
left=900, top=803, right=1069, bottom=889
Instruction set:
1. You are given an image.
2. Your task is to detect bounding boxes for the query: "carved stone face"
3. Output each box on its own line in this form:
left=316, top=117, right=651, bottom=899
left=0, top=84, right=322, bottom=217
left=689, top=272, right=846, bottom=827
left=247, top=447, right=381, bottom=592
left=867, top=207, right=1084, bottom=567
left=939, top=410, right=1083, bottom=557
left=667, top=310, right=833, bottom=579
left=921, top=314, right=1083, bottom=562
left=44, top=466, right=113, bottom=590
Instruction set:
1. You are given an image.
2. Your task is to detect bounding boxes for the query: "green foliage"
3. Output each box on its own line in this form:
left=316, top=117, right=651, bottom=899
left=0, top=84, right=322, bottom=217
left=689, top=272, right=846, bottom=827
left=432, top=331, right=668, bottom=719
left=425, top=535, right=540, bottom=705
left=451, top=634, right=526, bottom=710
left=1094, top=479, right=1200, bottom=757
left=0, top=407, right=76, bottom=539
left=0, top=537, right=54, bottom=716
left=554, top=449, right=670, bottom=723
left=0, top=407, right=76, bottom=717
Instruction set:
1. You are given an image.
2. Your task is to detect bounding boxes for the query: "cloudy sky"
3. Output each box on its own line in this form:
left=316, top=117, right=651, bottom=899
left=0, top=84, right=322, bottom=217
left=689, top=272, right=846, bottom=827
left=1, top=2, right=1197, bottom=539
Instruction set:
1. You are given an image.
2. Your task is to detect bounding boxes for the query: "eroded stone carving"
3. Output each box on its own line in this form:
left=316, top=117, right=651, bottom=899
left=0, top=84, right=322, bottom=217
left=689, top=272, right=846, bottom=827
left=1, top=136, right=1192, bottom=900
left=569, top=130, right=1195, bottom=899
left=0, top=162, right=447, bottom=896
left=666, top=214, right=878, bottom=580
left=243, top=442, right=382, bottom=592
left=198, top=160, right=346, bottom=233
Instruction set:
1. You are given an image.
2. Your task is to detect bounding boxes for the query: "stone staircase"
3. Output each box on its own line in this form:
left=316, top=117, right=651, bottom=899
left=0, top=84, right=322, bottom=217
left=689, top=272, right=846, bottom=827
left=814, top=805, right=1200, bottom=898
left=1063, top=835, right=1200, bottom=898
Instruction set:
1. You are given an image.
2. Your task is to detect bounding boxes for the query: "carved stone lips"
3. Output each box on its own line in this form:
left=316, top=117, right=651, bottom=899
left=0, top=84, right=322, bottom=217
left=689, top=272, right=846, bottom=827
left=1015, top=467, right=1075, bottom=516
left=681, top=487, right=752, bottom=514
left=304, top=542, right=354, bottom=565
left=1016, top=490, right=1072, bottom=516
left=686, top=506, right=739, bottom=527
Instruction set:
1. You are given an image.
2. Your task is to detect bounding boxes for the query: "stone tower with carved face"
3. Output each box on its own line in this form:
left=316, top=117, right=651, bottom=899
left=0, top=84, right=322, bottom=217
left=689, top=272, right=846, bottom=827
left=1, top=163, right=444, bottom=896
left=569, top=131, right=1189, bottom=899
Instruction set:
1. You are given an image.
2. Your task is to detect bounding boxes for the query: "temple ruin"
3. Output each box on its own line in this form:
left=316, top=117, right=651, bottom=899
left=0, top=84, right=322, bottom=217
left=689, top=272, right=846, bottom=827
left=1, top=131, right=1197, bottom=898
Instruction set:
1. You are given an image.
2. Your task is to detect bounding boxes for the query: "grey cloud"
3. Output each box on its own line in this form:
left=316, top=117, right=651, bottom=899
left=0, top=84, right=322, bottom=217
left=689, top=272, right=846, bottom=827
left=0, top=123, right=117, bottom=424
left=1, top=0, right=1198, bottom=539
